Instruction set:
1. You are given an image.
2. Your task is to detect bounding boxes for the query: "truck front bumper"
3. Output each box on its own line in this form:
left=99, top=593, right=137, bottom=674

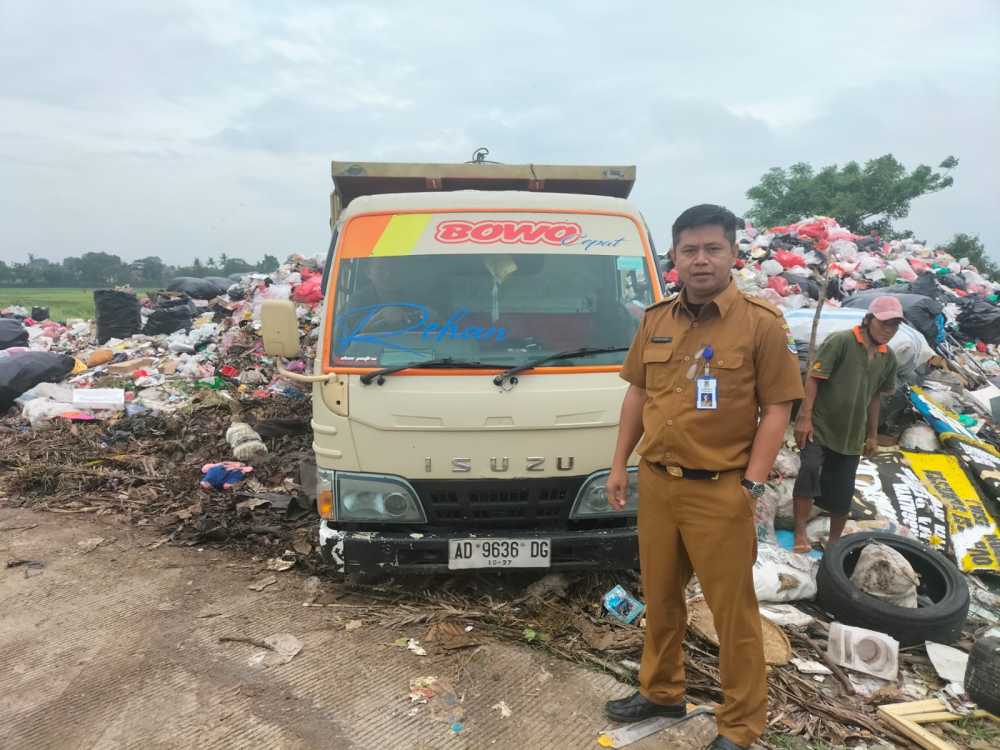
left=318, top=520, right=638, bottom=575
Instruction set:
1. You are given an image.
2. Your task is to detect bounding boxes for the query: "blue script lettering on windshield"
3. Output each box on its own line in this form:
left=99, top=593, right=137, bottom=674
left=338, top=303, right=507, bottom=353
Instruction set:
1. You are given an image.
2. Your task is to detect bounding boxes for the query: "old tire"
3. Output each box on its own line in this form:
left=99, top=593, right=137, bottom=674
left=965, top=636, right=1000, bottom=715
left=816, top=532, right=969, bottom=645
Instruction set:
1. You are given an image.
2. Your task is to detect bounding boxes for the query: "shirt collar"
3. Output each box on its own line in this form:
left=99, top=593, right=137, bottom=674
left=852, top=325, right=888, bottom=353
left=676, top=281, right=739, bottom=320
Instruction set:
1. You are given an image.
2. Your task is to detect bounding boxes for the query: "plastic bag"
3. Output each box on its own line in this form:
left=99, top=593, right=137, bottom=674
left=773, top=250, right=806, bottom=269
left=753, top=543, right=818, bottom=603
left=167, top=277, right=226, bottom=300
left=292, top=276, right=323, bottom=304
left=144, top=306, right=194, bottom=336
left=899, top=424, right=940, bottom=451
left=0, top=352, right=76, bottom=413
left=830, top=240, right=859, bottom=261
left=955, top=297, right=1000, bottom=344
left=889, top=258, right=917, bottom=282
left=93, top=290, right=141, bottom=345
left=767, top=276, right=790, bottom=296
left=0, top=319, right=28, bottom=350
left=849, top=542, right=918, bottom=608
left=761, top=259, right=784, bottom=277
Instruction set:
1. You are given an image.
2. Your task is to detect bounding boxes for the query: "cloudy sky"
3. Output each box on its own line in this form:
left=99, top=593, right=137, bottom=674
left=1, top=1, right=998, bottom=266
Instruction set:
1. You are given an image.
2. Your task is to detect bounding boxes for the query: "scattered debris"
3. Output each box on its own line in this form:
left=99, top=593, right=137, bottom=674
left=247, top=575, right=278, bottom=592
left=220, top=632, right=303, bottom=667
left=925, top=642, right=970, bottom=687
left=828, top=622, right=900, bottom=681
left=597, top=705, right=715, bottom=748
left=265, top=556, right=295, bottom=572
left=688, top=596, right=792, bottom=666
left=603, top=584, right=645, bottom=625
left=791, top=657, right=834, bottom=676
left=394, top=637, right=427, bottom=656
left=491, top=700, right=512, bottom=718
left=76, top=536, right=106, bottom=553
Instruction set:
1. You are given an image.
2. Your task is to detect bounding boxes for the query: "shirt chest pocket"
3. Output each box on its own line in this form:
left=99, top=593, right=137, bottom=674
left=642, top=346, right=673, bottom=390
left=711, top=353, right=747, bottom=396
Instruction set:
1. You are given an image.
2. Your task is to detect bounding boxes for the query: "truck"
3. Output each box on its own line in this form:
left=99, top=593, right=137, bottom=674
left=259, top=159, right=665, bottom=576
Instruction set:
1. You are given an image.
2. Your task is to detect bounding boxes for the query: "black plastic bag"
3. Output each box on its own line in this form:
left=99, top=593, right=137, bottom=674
left=0, top=352, right=75, bottom=413
left=955, top=296, right=1000, bottom=344
left=204, top=276, right=232, bottom=294
left=0, top=319, right=29, bottom=350
left=167, top=277, right=226, bottom=300
left=227, top=284, right=246, bottom=301
left=939, top=273, right=967, bottom=291
left=906, top=272, right=944, bottom=301
left=144, top=307, right=194, bottom=336
left=782, top=273, right=820, bottom=300
left=842, top=290, right=943, bottom=346
left=94, top=290, right=141, bottom=344
left=31, top=306, right=50, bottom=322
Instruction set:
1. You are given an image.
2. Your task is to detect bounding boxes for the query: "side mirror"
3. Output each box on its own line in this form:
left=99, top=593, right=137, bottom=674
left=260, top=299, right=300, bottom=357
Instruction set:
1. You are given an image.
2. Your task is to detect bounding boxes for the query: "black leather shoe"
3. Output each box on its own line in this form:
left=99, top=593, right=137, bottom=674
left=604, top=691, right=686, bottom=722
left=707, top=736, right=749, bottom=750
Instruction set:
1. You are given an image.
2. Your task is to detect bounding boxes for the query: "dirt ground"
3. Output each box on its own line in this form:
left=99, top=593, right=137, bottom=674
left=0, top=507, right=723, bottom=750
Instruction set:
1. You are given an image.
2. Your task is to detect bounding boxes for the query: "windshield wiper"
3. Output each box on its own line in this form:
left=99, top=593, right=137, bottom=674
left=360, top=358, right=513, bottom=385
left=493, top=346, right=631, bottom=386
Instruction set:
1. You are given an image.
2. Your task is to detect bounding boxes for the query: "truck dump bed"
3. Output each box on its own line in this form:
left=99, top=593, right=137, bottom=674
left=330, top=160, right=635, bottom=226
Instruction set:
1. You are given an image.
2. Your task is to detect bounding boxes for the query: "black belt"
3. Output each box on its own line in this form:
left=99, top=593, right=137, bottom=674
left=652, top=463, right=720, bottom=480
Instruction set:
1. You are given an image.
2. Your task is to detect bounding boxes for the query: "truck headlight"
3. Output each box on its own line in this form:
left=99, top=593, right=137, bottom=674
left=570, top=468, right=639, bottom=518
left=334, top=472, right=426, bottom=523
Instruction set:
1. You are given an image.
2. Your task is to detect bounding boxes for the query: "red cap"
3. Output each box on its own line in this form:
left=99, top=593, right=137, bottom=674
left=868, top=296, right=904, bottom=321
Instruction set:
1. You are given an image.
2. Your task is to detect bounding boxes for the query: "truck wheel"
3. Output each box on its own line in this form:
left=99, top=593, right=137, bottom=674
left=816, top=532, right=969, bottom=645
left=965, top=636, right=1000, bottom=715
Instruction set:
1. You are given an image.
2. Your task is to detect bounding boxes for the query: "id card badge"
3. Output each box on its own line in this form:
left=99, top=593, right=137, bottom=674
left=695, top=375, right=718, bottom=410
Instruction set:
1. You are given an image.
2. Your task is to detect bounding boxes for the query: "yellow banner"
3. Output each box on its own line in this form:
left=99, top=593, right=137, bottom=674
left=903, top=451, right=1000, bottom=575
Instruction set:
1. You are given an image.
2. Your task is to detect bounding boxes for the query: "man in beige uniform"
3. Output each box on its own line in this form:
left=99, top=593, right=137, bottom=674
left=605, top=205, right=804, bottom=750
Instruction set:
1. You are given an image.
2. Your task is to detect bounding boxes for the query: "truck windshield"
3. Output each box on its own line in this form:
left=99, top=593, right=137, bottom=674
left=329, top=252, right=654, bottom=369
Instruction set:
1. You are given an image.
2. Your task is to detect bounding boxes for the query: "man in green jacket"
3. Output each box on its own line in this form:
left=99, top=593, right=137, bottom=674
left=792, top=296, right=903, bottom=553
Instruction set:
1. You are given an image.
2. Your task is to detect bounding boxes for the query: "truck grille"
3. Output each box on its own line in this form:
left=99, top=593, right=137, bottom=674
left=410, top=476, right=587, bottom=529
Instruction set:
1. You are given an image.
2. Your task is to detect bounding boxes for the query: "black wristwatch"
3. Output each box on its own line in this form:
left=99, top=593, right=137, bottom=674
left=741, top=478, right=766, bottom=498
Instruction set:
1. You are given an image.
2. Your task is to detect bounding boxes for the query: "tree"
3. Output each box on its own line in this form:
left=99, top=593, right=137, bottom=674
left=942, top=233, right=999, bottom=282
left=222, top=257, right=255, bottom=275
left=132, top=256, right=167, bottom=286
left=77, top=252, right=128, bottom=286
left=746, top=155, right=958, bottom=237
left=257, top=254, right=280, bottom=273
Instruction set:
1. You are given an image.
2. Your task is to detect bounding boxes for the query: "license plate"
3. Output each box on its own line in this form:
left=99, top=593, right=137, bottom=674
left=448, top=538, right=551, bottom=570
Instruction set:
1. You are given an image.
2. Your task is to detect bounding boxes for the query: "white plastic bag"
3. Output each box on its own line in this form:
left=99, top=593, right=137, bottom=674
left=753, top=543, right=818, bottom=603
left=850, top=542, right=918, bottom=608
left=899, top=424, right=940, bottom=451
left=830, top=240, right=859, bottom=261
left=761, top=259, right=784, bottom=277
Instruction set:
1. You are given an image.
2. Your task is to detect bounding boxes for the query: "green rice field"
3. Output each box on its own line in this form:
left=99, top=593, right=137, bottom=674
left=0, top=288, right=153, bottom=321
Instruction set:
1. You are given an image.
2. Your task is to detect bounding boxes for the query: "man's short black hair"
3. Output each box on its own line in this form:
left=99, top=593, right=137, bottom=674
left=671, top=204, right=741, bottom=249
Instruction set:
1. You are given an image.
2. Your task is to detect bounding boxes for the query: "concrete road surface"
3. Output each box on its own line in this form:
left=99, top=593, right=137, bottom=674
left=0, top=507, right=720, bottom=749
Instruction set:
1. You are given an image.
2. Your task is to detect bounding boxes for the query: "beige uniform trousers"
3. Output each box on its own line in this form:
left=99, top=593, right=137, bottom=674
left=637, top=460, right=766, bottom=748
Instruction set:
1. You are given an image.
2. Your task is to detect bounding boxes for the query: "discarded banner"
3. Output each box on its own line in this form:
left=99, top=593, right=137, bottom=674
left=903, top=451, right=1000, bottom=575
left=939, top=432, right=1000, bottom=506
left=908, top=386, right=976, bottom=439
left=852, top=455, right=951, bottom=556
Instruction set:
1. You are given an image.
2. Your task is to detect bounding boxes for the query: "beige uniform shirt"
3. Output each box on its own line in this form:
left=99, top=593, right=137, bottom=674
left=620, top=281, right=804, bottom=471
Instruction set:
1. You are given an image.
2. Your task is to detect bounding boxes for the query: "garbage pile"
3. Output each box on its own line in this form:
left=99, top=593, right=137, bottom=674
left=0, top=255, right=325, bottom=554
left=698, top=217, right=1000, bottom=616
